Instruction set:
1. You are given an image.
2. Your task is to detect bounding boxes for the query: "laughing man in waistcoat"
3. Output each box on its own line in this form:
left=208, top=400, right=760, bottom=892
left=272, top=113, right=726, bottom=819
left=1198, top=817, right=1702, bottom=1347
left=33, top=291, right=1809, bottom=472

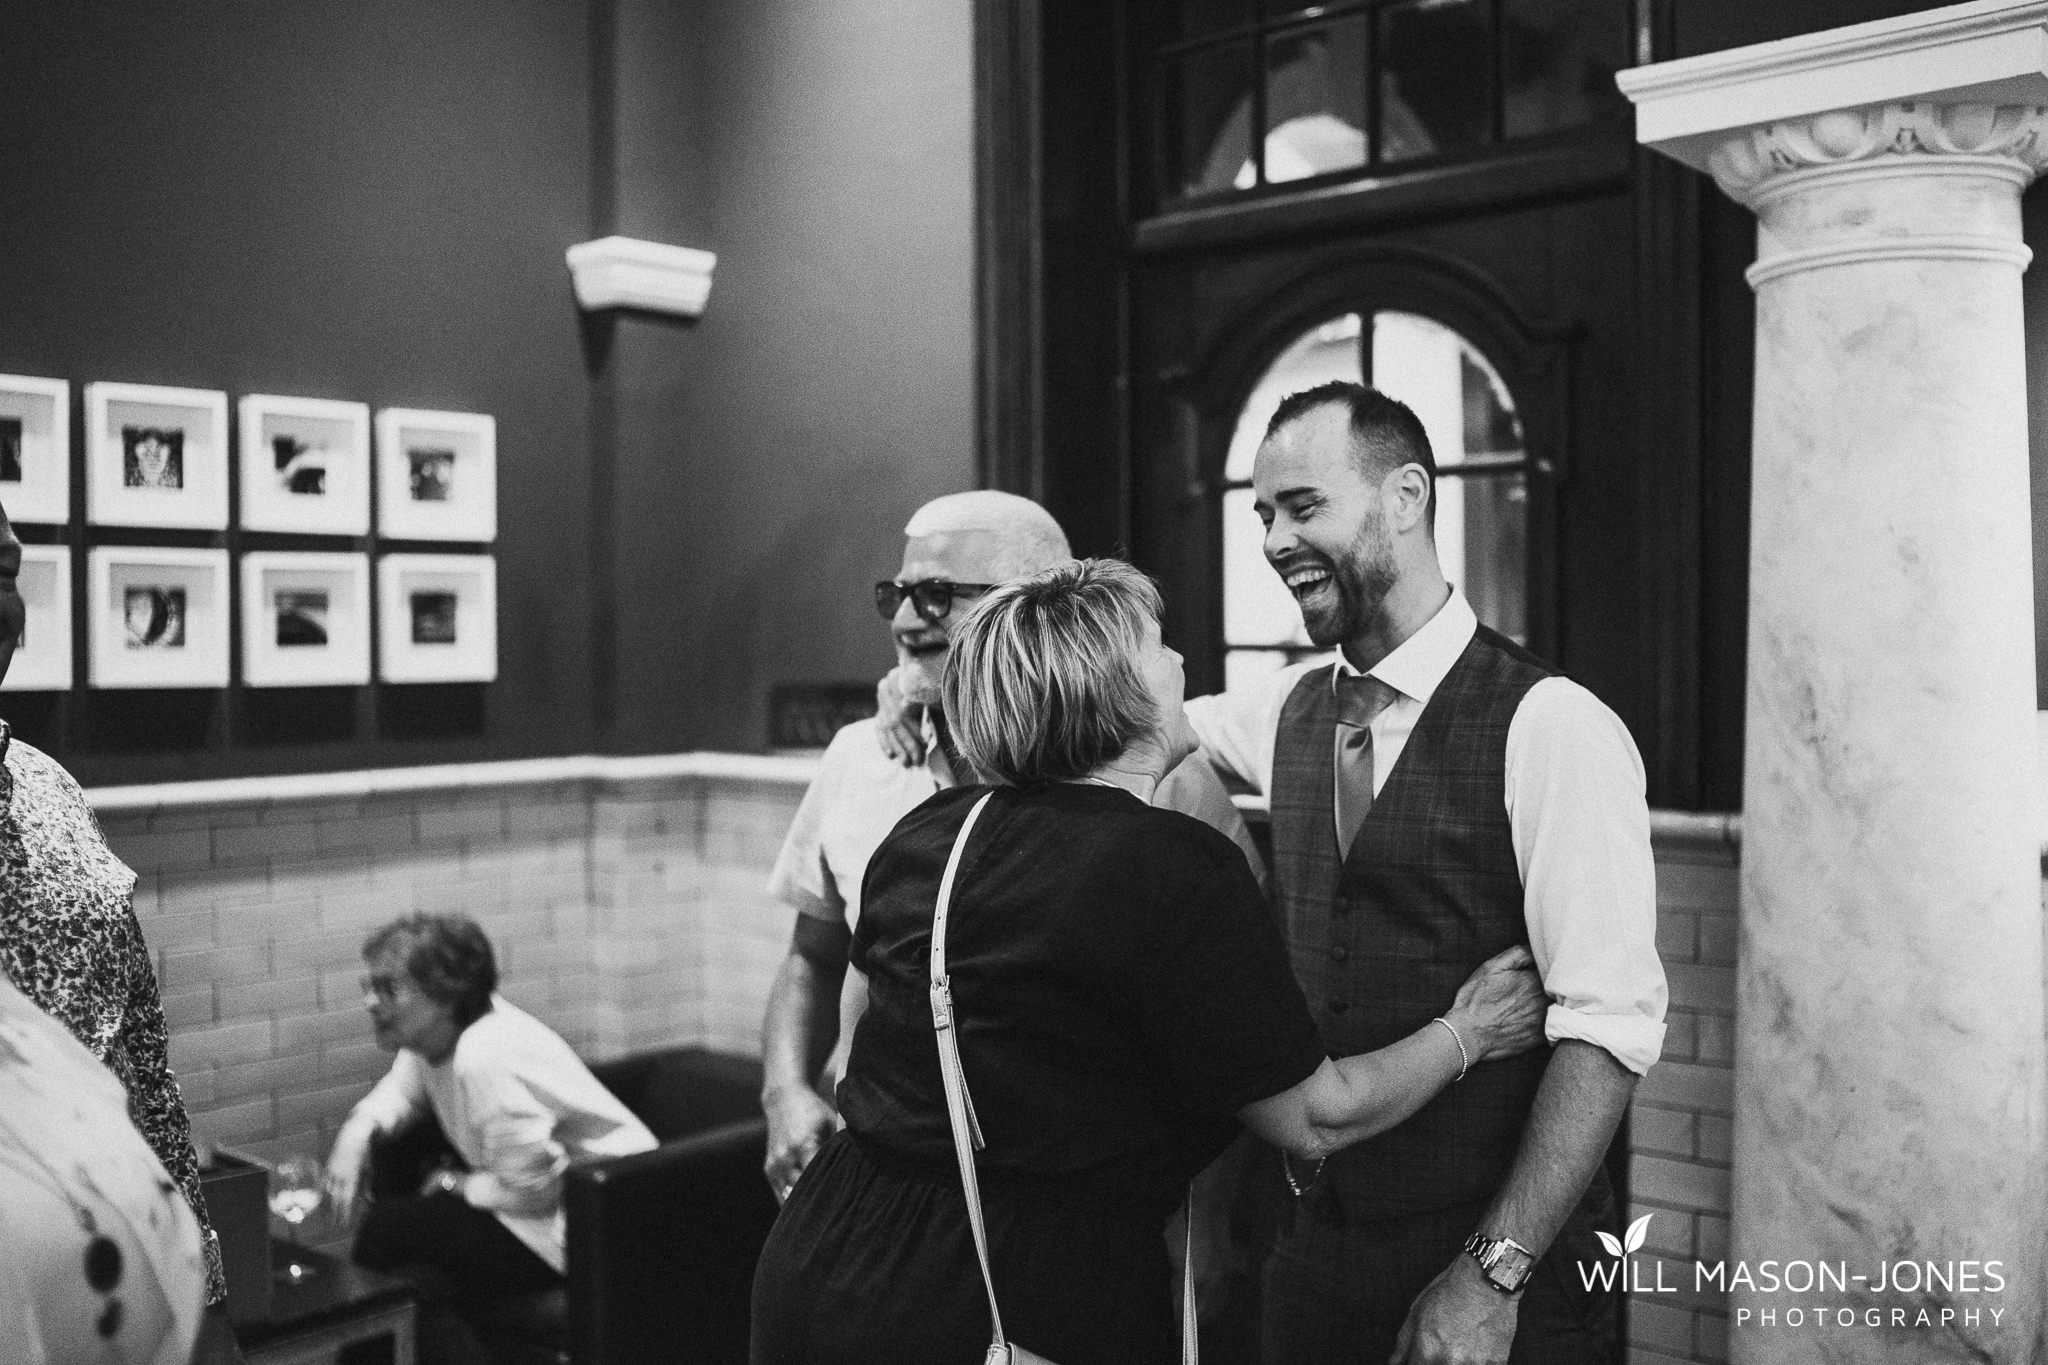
left=1184, top=382, right=1666, bottom=1364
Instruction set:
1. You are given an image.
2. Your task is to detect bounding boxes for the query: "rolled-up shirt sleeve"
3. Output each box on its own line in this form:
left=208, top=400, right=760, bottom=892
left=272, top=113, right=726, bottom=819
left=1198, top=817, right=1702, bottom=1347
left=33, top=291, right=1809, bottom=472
left=459, top=1069, right=567, bottom=1219
left=1506, top=678, right=1667, bottom=1076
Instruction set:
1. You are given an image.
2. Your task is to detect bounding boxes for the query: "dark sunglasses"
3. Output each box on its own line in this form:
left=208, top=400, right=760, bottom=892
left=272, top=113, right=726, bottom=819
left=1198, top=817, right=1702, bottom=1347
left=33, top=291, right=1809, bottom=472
left=873, top=579, right=996, bottom=624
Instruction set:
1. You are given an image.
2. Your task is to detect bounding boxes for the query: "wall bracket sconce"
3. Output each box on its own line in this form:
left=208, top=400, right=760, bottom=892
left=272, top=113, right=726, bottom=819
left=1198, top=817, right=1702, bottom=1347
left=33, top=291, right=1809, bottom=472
left=565, top=236, right=717, bottom=317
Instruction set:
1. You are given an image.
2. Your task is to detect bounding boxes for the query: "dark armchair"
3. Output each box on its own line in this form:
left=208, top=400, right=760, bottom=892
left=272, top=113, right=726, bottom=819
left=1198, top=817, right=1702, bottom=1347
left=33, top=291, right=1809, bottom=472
left=368, top=1046, right=781, bottom=1365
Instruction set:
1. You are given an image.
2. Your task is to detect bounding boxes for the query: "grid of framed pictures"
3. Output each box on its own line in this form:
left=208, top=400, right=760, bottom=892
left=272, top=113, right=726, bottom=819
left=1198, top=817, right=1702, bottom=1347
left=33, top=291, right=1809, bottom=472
left=0, top=374, right=498, bottom=702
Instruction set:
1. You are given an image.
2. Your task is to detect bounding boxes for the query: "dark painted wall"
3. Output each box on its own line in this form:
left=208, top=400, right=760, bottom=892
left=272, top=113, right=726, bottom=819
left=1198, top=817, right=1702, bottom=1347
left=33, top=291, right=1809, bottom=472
left=0, top=0, right=975, bottom=780
left=603, top=0, right=975, bottom=754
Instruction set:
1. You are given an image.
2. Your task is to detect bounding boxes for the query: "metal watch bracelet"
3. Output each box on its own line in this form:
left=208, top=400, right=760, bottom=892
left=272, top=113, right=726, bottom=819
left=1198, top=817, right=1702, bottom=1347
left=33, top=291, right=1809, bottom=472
left=1463, top=1232, right=1536, bottom=1295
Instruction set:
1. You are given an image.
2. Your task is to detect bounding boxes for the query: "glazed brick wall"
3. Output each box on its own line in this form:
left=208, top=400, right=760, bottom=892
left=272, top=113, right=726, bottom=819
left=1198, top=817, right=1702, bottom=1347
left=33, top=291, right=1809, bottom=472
left=1629, top=832, right=1739, bottom=1365
left=93, top=763, right=806, bottom=1251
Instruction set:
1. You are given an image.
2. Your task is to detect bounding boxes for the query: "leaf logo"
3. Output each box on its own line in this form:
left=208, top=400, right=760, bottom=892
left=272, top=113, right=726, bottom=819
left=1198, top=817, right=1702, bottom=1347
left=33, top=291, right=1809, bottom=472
left=1595, top=1214, right=1653, bottom=1259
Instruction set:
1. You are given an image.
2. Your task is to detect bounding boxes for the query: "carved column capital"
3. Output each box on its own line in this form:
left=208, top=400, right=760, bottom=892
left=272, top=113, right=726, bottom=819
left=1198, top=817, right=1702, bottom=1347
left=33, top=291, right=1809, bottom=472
left=1707, top=101, right=2048, bottom=205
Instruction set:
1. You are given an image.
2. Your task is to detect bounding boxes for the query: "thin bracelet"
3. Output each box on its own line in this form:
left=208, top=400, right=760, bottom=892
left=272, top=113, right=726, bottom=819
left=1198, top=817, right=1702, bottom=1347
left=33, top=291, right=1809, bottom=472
left=1433, top=1016, right=1470, bottom=1082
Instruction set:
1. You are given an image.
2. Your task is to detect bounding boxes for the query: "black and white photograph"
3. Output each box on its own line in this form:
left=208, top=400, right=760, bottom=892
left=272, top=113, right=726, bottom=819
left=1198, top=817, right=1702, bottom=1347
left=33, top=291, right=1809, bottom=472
left=239, top=395, right=372, bottom=534
left=275, top=590, right=328, bottom=646
left=86, top=546, right=228, bottom=687
left=0, top=373, right=70, bottom=522
left=121, top=425, right=184, bottom=490
left=122, top=585, right=186, bottom=648
left=409, top=590, right=456, bottom=643
left=407, top=447, right=455, bottom=502
left=377, top=407, right=495, bottom=541
left=240, top=551, right=371, bottom=686
left=274, top=434, right=325, bottom=495
left=0, top=544, right=71, bottom=691
left=10, top=5, right=2048, bottom=1365
left=84, top=381, right=229, bottom=528
left=1, top=416, right=20, bottom=483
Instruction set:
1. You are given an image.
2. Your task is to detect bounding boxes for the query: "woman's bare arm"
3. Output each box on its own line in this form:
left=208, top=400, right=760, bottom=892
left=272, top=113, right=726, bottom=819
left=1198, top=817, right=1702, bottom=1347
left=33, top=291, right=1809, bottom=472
left=1239, top=946, right=1546, bottom=1161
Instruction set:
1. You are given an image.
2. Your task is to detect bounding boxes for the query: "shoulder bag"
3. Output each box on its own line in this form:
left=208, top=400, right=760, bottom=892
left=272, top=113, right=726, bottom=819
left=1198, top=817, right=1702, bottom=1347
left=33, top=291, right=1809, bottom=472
left=928, top=791, right=1198, bottom=1365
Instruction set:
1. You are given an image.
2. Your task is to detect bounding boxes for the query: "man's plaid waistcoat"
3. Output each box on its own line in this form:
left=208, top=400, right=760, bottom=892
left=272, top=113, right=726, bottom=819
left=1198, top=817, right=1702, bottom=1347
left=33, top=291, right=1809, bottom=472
left=1269, top=624, right=1552, bottom=1222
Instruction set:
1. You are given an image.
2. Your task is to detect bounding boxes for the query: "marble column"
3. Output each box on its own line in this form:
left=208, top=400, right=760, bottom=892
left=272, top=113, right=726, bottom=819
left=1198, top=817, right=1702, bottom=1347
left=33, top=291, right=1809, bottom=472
left=1699, top=102, right=2048, bottom=1363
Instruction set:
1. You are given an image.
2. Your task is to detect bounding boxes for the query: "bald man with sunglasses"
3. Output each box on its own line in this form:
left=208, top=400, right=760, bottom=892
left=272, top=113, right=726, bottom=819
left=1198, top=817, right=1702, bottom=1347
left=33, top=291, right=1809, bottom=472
left=759, top=492, right=1261, bottom=1205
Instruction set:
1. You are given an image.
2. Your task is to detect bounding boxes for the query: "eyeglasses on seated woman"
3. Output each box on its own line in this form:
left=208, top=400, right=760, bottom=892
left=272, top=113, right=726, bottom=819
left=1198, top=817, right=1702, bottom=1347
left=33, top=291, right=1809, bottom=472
left=749, top=557, right=1549, bottom=1365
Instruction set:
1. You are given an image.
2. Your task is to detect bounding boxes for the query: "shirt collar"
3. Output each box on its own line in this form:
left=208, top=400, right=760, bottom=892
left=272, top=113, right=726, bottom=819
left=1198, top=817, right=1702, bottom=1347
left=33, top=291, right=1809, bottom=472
left=1330, top=587, right=1478, bottom=708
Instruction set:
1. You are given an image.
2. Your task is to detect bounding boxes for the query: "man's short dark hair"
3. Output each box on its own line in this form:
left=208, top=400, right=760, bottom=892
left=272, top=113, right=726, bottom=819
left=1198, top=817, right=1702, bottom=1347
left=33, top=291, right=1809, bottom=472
left=1265, top=381, right=1437, bottom=528
left=363, top=913, right=498, bottom=1027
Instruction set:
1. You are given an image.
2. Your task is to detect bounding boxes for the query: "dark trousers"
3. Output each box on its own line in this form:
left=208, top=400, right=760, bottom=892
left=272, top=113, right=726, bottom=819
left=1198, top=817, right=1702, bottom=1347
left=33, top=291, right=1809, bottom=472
left=353, top=1192, right=561, bottom=1365
left=1261, top=1176, right=1617, bottom=1365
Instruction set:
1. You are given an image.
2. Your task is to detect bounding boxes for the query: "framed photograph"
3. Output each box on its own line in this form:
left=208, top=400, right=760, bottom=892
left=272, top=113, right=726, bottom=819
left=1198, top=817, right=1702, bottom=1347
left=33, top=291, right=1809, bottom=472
left=84, top=382, right=229, bottom=529
left=238, top=395, right=371, bottom=535
left=1, top=545, right=73, bottom=691
left=240, top=551, right=371, bottom=687
left=376, top=408, right=496, bottom=542
left=87, top=546, right=229, bottom=688
left=377, top=553, right=496, bottom=682
left=0, top=375, right=71, bottom=525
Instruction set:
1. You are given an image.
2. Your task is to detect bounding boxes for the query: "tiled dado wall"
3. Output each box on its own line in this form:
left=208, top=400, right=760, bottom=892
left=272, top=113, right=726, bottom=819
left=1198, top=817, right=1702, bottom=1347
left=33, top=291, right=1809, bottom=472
left=88, top=753, right=813, bottom=1243
left=90, top=756, right=1743, bottom=1326
left=1629, top=814, right=1740, bottom=1365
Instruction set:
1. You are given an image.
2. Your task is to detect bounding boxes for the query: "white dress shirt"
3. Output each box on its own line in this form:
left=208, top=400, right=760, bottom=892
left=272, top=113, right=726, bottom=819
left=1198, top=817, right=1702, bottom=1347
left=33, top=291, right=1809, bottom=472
left=342, top=994, right=656, bottom=1274
left=1184, top=589, right=1667, bottom=1075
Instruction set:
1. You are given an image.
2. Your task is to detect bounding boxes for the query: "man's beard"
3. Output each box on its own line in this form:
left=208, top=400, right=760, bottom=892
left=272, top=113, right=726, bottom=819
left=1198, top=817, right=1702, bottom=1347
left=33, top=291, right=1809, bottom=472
left=1298, top=514, right=1397, bottom=647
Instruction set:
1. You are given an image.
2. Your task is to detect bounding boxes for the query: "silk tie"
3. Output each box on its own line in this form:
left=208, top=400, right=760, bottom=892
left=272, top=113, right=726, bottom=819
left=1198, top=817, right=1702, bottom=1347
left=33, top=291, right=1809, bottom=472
left=1333, top=674, right=1400, bottom=861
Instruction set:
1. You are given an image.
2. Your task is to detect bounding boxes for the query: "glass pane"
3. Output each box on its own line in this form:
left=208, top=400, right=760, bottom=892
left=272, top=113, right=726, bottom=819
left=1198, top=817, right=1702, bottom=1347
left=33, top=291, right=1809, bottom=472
left=1435, top=472, right=1529, bottom=644
left=1163, top=43, right=1256, bottom=199
left=1502, top=0, right=1631, bottom=139
left=1224, top=487, right=1314, bottom=647
left=1371, top=312, right=1521, bottom=470
left=1263, top=19, right=1369, bottom=185
left=1379, top=0, right=1493, bottom=164
left=1160, top=0, right=1256, bottom=44
left=1224, top=313, right=1364, bottom=482
left=1463, top=353, right=1524, bottom=457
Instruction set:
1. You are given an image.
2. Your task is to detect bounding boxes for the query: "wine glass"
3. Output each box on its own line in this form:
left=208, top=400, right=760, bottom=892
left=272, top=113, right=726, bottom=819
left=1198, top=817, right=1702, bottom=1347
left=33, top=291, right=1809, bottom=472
left=269, top=1156, right=325, bottom=1283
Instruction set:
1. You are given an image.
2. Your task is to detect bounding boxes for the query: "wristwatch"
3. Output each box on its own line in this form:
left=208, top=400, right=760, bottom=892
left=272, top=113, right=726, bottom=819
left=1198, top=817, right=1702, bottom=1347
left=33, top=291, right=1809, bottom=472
left=1463, top=1233, right=1537, bottom=1295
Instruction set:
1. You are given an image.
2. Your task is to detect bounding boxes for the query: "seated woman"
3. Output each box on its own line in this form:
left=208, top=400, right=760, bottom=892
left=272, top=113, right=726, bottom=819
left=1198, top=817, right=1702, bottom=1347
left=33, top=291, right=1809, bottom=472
left=750, top=559, right=1548, bottom=1365
left=324, top=914, right=655, bottom=1365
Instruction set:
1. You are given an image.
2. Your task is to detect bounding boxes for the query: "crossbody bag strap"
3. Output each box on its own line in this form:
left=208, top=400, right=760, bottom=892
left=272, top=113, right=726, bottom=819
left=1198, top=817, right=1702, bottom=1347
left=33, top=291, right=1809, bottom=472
left=929, top=792, right=1004, bottom=1349
left=928, top=789, right=1199, bottom=1365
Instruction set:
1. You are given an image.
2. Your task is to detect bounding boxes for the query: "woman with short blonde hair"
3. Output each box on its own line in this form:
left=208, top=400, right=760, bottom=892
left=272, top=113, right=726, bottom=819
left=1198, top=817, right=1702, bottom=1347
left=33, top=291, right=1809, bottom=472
left=752, top=558, right=1548, bottom=1365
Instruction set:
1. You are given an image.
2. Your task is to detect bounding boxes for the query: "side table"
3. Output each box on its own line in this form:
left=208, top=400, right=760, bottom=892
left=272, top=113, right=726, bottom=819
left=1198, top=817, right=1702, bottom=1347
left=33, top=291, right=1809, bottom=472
left=235, top=1241, right=416, bottom=1365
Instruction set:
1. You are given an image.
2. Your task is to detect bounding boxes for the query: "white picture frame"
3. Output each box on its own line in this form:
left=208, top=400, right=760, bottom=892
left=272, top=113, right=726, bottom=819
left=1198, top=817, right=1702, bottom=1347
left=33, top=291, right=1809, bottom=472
left=3, top=545, right=72, bottom=692
left=0, top=375, right=71, bottom=525
left=84, top=382, right=230, bottom=529
left=378, top=553, right=496, bottom=683
left=238, top=395, right=371, bottom=535
left=87, top=546, right=230, bottom=689
left=240, top=552, right=371, bottom=688
left=376, top=408, right=496, bottom=542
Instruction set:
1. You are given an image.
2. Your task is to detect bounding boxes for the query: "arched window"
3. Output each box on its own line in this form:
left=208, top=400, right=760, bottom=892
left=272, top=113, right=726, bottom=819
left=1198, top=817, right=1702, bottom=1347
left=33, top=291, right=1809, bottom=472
left=1220, top=310, right=1528, bottom=688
